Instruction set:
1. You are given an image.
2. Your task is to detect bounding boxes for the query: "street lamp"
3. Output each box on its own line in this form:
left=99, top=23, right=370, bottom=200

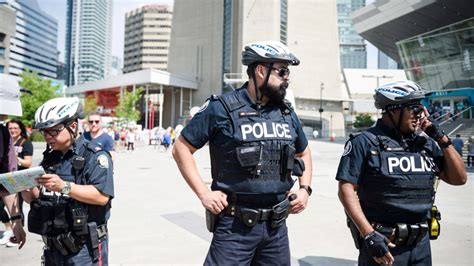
left=318, top=82, right=324, bottom=138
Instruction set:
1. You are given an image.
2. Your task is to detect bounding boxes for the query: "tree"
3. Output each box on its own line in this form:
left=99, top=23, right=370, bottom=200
left=353, top=113, right=375, bottom=129
left=83, top=95, right=98, bottom=116
left=115, top=88, right=143, bottom=123
left=19, top=71, right=60, bottom=127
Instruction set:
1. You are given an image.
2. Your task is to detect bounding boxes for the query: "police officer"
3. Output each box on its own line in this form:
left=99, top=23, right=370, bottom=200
left=336, top=81, right=467, bottom=265
left=173, top=41, right=312, bottom=265
left=22, top=97, right=114, bottom=265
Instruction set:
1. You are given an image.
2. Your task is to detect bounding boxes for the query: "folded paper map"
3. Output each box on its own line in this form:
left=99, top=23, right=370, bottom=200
left=0, top=166, right=44, bottom=195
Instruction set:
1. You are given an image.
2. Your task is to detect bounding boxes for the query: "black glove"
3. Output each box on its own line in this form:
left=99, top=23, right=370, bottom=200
left=364, top=231, right=390, bottom=258
left=424, top=122, right=444, bottom=141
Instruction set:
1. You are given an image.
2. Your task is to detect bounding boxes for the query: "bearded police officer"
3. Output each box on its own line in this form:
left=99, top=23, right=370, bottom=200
left=173, top=41, right=312, bottom=265
left=336, top=81, right=466, bottom=265
left=22, top=97, right=114, bottom=265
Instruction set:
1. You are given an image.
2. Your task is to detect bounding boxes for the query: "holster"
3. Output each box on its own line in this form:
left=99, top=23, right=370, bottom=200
left=205, top=209, right=219, bottom=233
left=86, top=222, right=100, bottom=262
left=346, top=214, right=361, bottom=249
left=270, top=197, right=291, bottom=228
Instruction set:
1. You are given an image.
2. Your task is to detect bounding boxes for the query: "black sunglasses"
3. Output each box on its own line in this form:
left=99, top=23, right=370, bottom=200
left=405, top=104, right=424, bottom=115
left=40, top=126, right=66, bottom=137
left=89, top=120, right=100, bottom=124
left=271, top=67, right=290, bottom=78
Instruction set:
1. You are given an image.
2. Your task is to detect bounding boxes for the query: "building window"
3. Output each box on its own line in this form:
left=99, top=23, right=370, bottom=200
left=280, top=0, right=288, bottom=45
left=0, top=65, right=4, bottom=73
left=0, top=47, right=5, bottom=58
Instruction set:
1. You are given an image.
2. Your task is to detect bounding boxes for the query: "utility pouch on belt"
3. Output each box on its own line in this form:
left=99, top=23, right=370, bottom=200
left=236, top=146, right=260, bottom=167
left=86, top=222, right=100, bottom=262
left=61, top=232, right=82, bottom=254
left=205, top=209, right=218, bottom=233
left=429, top=205, right=441, bottom=240
left=394, top=223, right=408, bottom=245
left=28, top=200, right=53, bottom=235
left=346, top=214, right=361, bottom=249
left=53, top=204, right=68, bottom=231
left=405, top=224, right=420, bottom=245
left=292, top=157, right=305, bottom=177
left=281, top=145, right=296, bottom=175
left=240, top=208, right=260, bottom=227
left=71, top=205, right=88, bottom=236
left=52, top=235, right=69, bottom=256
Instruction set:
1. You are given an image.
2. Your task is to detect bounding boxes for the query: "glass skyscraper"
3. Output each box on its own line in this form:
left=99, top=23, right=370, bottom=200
left=65, top=0, right=113, bottom=85
left=337, top=0, right=366, bottom=69
left=0, top=0, right=58, bottom=79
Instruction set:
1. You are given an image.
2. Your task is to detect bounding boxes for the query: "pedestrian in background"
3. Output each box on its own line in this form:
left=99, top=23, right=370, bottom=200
left=452, top=134, right=464, bottom=157
left=82, top=113, right=115, bottom=159
left=467, top=136, right=474, bottom=168
left=0, top=73, right=26, bottom=249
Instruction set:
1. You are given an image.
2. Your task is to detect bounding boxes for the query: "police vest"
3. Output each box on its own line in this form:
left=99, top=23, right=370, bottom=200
left=28, top=140, right=98, bottom=237
left=357, top=131, right=436, bottom=224
left=209, top=90, right=297, bottom=194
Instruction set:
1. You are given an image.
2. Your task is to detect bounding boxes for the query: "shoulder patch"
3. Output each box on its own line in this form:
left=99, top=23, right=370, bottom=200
left=97, top=154, right=109, bottom=168
left=197, top=99, right=210, bottom=114
left=342, top=141, right=352, bottom=156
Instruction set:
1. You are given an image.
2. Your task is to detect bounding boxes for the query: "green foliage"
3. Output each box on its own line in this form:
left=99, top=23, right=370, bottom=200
left=84, top=95, right=98, bottom=116
left=19, top=71, right=60, bottom=127
left=353, top=113, right=375, bottom=128
left=115, top=88, right=143, bottom=123
left=29, top=131, right=45, bottom=142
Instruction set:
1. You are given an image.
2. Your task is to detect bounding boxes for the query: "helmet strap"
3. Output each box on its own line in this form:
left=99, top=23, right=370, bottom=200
left=387, top=108, right=408, bottom=149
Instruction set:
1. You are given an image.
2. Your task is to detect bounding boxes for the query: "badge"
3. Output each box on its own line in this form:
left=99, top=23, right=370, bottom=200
left=97, top=154, right=109, bottom=168
left=197, top=100, right=210, bottom=113
left=342, top=141, right=352, bottom=156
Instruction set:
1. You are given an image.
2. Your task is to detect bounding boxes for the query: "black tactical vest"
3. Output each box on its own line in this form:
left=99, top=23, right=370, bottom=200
left=209, top=89, right=297, bottom=194
left=357, top=131, right=437, bottom=224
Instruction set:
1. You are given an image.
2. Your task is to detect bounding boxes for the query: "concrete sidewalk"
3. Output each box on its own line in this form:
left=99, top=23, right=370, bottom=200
left=2, top=140, right=473, bottom=265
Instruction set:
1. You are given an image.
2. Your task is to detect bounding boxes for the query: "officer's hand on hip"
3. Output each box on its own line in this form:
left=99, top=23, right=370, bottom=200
left=200, top=190, right=228, bottom=215
left=364, top=231, right=396, bottom=265
left=288, top=189, right=308, bottom=214
left=36, top=174, right=66, bottom=193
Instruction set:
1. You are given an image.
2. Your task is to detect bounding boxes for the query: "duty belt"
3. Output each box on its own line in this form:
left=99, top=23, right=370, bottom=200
left=371, top=221, right=428, bottom=246
left=223, top=195, right=294, bottom=228
left=42, top=224, right=108, bottom=255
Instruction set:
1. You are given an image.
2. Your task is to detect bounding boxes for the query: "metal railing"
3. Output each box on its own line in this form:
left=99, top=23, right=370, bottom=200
left=439, top=106, right=472, bottom=126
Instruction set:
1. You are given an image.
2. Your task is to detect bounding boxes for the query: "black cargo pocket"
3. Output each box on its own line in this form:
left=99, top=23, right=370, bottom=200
left=28, top=200, right=52, bottom=235
left=236, top=146, right=261, bottom=167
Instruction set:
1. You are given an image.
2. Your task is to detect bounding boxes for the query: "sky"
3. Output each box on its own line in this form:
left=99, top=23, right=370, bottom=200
left=38, top=0, right=174, bottom=63
left=38, top=0, right=378, bottom=68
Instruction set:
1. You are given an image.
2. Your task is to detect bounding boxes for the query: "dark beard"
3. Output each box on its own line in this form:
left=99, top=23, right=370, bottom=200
left=261, top=81, right=289, bottom=106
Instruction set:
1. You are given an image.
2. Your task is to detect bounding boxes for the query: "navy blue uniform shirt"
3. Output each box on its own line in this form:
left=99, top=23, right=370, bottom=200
left=82, top=131, right=115, bottom=152
left=335, top=119, right=445, bottom=185
left=41, top=137, right=114, bottom=224
left=181, top=84, right=308, bottom=153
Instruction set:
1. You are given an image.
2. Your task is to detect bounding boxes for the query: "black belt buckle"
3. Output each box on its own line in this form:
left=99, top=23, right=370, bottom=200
left=240, top=208, right=260, bottom=227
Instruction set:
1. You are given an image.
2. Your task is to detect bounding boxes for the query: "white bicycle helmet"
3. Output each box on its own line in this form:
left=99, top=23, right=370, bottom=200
left=34, top=97, right=85, bottom=129
left=242, top=41, right=300, bottom=66
left=374, top=80, right=426, bottom=110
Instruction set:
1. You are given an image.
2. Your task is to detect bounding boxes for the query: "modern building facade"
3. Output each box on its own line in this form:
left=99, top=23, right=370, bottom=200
left=353, top=0, right=474, bottom=118
left=123, top=5, right=172, bottom=74
left=0, top=0, right=58, bottom=79
left=0, top=5, right=15, bottom=74
left=337, top=0, right=366, bottom=69
left=65, top=0, right=113, bottom=86
left=169, top=0, right=345, bottom=137
left=378, top=50, right=399, bottom=69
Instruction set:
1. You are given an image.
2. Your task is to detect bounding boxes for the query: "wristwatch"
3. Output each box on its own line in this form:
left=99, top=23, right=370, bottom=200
left=61, top=181, right=71, bottom=195
left=300, top=185, right=312, bottom=196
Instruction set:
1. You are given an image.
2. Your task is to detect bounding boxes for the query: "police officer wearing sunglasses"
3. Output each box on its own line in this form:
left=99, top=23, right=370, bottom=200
left=21, top=97, right=114, bottom=265
left=173, top=41, right=312, bottom=265
left=336, top=81, right=466, bottom=265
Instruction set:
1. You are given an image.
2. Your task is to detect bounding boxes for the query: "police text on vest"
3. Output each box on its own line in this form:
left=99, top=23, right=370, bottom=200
left=241, top=122, right=292, bottom=140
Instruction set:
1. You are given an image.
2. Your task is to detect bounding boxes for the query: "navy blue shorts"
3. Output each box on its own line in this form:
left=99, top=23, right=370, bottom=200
left=43, top=237, right=109, bottom=266
left=204, top=215, right=290, bottom=266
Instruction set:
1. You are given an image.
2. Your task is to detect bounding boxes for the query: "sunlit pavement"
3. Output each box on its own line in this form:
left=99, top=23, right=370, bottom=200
left=2, top=140, right=473, bottom=265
